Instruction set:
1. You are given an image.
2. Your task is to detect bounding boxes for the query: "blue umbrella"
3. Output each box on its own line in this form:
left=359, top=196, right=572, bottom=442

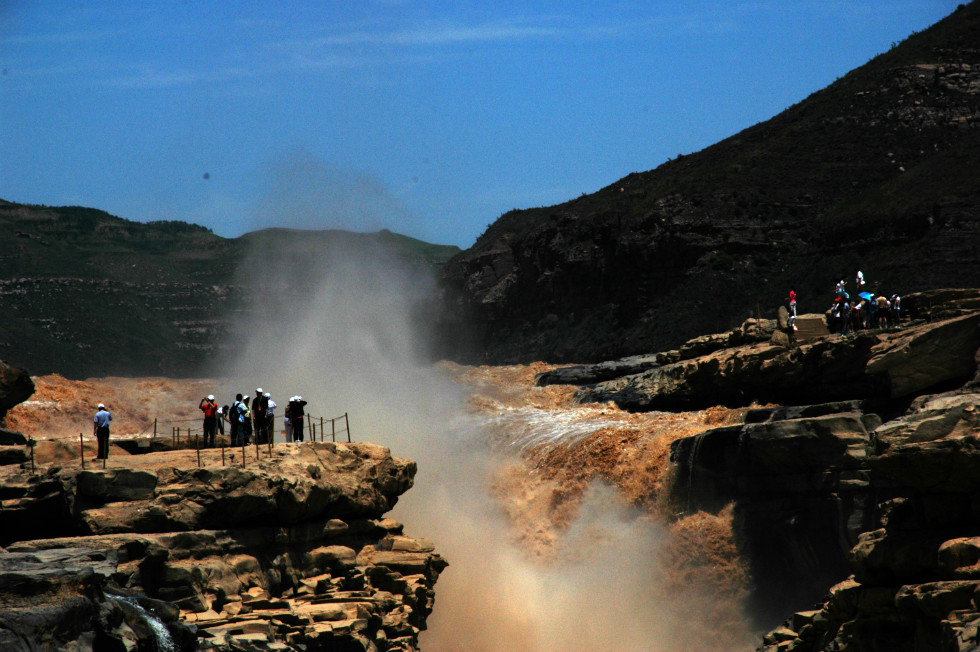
left=859, top=292, right=873, bottom=300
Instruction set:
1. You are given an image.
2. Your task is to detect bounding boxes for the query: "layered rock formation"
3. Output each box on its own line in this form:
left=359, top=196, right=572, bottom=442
left=538, top=294, right=980, bottom=650
left=575, top=307, right=980, bottom=412
left=755, top=381, right=980, bottom=652
left=0, top=443, right=447, bottom=651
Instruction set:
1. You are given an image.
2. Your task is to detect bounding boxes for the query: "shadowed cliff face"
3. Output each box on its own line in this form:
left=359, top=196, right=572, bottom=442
left=437, top=3, right=980, bottom=365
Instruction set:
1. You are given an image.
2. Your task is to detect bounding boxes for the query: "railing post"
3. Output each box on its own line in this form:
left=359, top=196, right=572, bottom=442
left=153, top=418, right=157, bottom=441
left=29, top=437, right=35, bottom=474
left=320, top=417, right=324, bottom=442
left=345, top=413, right=351, bottom=442
left=307, top=417, right=312, bottom=442
left=221, top=444, right=225, bottom=466
left=331, top=418, right=336, bottom=442
left=241, top=437, right=246, bottom=468
left=196, top=435, right=201, bottom=467
left=80, top=433, right=86, bottom=469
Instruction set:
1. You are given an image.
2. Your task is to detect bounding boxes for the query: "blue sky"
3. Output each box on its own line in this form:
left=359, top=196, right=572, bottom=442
left=0, top=1, right=961, bottom=247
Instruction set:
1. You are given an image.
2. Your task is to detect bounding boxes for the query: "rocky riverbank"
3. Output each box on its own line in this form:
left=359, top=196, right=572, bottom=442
left=0, top=414, right=447, bottom=651
left=540, top=289, right=980, bottom=651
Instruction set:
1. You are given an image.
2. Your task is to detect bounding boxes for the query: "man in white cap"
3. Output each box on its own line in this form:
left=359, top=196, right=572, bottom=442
left=289, top=395, right=308, bottom=442
left=199, top=394, right=218, bottom=448
left=93, top=402, right=112, bottom=459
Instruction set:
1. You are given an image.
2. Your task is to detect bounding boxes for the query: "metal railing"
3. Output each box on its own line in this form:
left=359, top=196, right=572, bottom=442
left=19, top=411, right=353, bottom=473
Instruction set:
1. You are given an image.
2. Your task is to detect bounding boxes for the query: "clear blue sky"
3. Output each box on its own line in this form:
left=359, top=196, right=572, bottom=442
left=0, top=1, right=961, bottom=248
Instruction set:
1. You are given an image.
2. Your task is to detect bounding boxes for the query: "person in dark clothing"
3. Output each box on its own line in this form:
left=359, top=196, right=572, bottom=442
left=229, top=394, right=244, bottom=446
left=252, top=388, right=269, bottom=444
left=93, top=402, right=112, bottom=459
left=289, top=396, right=308, bottom=442
left=199, top=395, right=218, bottom=448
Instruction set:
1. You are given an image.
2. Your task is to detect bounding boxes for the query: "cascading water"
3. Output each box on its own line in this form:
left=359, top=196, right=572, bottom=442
left=108, top=594, right=176, bottom=652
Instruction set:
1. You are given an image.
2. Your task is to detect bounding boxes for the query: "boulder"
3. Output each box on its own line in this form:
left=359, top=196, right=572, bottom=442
left=866, top=312, right=980, bottom=398
left=534, top=354, right=661, bottom=386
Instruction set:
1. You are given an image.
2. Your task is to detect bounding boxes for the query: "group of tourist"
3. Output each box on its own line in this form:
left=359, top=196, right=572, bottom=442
left=788, top=269, right=902, bottom=337
left=198, top=390, right=309, bottom=447
left=829, top=269, right=901, bottom=335
left=785, top=269, right=903, bottom=338
left=88, top=390, right=311, bottom=460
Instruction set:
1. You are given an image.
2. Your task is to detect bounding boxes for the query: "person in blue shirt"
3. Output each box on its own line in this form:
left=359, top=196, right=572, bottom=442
left=93, top=402, right=112, bottom=459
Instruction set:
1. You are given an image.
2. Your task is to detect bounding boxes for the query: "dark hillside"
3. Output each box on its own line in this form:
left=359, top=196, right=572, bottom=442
left=0, top=200, right=460, bottom=377
left=439, top=2, right=980, bottom=364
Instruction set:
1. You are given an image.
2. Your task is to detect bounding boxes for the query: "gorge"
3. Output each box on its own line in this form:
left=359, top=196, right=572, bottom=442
left=2, top=288, right=980, bottom=650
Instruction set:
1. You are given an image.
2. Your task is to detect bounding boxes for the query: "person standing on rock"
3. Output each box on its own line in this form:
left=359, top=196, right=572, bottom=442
left=252, top=388, right=268, bottom=444
left=217, top=404, right=226, bottom=437
left=93, top=402, right=112, bottom=460
left=242, top=396, right=253, bottom=445
left=289, top=396, right=308, bottom=442
left=265, top=393, right=276, bottom=443
left=229, top=394, right=245, bottom=446
left=787, top=286, right=798, bottom=332
left=199, top=395, right=218, bottom=448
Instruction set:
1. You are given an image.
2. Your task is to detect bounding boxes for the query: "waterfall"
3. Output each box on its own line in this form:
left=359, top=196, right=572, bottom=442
left=108, top=594, right=177, bottom=652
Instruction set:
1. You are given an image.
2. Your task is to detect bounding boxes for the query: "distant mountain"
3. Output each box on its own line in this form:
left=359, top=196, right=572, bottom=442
left=439, top=2, right=980, bottom=364
left=0, top=200, right=460, bottom=377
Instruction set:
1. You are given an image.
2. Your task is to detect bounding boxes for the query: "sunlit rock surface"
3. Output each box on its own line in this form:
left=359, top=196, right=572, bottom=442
left=0, top=443, right=446, bottom=651
left=576, top=311, right=980, bottom=411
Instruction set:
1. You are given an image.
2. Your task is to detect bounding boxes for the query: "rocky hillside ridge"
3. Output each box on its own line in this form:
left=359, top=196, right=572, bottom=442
left=0, top=420, right=447, bottom=651
left=438, top=2, right=980, bottom=365
left=0, top=200, right=460, bottom=378
left=537, top=289, right=980, bottom=650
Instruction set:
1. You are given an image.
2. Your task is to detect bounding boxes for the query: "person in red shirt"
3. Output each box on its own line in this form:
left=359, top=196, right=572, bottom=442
left=788, top=286, right=798, bottom=332
left=199, top=395, right=218, bottom=448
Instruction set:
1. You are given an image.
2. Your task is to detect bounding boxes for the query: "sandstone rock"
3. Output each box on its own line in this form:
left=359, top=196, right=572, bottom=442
left=534, top=354, right=661, bottom=386
left=0, top=442, right=446, bottom=651
left=578, top=312, right=980, bottom=412
left=872, top=392, right=980, bottom=452
left=939, top=538, right=980, bottom=579
left=866, top=312, right=980, bottom=398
